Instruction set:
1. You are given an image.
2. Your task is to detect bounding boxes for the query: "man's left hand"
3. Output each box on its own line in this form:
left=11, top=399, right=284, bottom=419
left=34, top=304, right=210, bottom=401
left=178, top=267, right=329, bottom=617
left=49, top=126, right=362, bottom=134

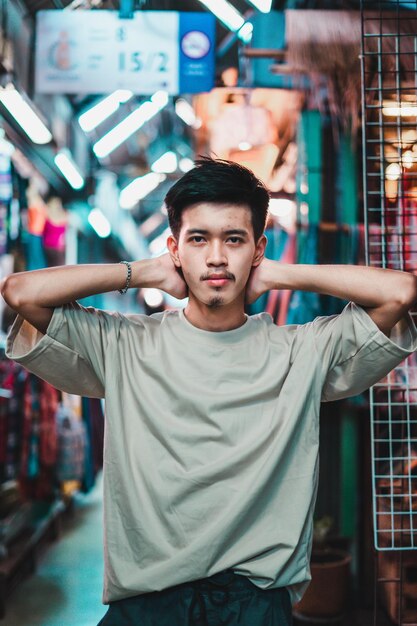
left=245, top=258, right=275, bottom=305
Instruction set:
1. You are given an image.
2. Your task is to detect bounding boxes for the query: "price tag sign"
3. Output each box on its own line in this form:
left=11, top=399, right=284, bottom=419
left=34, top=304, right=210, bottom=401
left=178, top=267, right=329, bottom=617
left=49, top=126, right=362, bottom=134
left=35, top=10, right=215, bottom=95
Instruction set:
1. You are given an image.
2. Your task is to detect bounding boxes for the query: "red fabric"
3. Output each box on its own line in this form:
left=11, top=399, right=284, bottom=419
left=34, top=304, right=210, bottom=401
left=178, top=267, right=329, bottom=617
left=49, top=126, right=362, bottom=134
left=39, top=381, right=58, bottom=467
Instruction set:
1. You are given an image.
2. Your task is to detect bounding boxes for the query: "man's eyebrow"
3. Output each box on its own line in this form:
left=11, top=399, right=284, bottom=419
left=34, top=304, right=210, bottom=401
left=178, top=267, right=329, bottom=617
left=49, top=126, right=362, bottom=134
left=185, top=228, right=249, bottom=236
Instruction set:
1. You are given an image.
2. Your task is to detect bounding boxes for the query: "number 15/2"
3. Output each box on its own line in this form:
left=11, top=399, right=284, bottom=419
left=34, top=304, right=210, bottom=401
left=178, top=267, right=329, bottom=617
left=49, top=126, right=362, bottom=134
left=119, top=51, right=169, bottom=73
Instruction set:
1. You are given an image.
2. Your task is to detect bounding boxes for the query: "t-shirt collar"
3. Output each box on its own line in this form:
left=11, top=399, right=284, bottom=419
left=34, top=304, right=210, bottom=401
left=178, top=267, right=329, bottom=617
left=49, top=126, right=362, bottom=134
left=177, top=308, right=252, bottom=345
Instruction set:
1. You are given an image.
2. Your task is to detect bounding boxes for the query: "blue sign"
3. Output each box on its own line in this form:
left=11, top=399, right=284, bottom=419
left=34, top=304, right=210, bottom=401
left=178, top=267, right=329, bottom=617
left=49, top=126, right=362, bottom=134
left=179, top=13, right=215, bottom=94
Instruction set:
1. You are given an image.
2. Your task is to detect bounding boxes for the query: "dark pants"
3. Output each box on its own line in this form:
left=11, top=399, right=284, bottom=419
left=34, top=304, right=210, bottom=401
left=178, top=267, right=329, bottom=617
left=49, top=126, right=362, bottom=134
left=97, top=569, right=293, bottom=626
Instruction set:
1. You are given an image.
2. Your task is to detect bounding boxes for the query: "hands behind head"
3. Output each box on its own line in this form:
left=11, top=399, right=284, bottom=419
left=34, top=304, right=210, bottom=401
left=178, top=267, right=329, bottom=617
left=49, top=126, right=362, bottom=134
left=155, top=253, right=189, bottom=300
left=245, top=258, right=273, bottom=305
left=154, top=252, right=272, bottom=305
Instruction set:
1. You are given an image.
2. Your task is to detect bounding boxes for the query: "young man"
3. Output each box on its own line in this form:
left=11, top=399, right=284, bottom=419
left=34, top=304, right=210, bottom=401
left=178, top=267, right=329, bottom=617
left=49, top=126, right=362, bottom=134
left=3, top=157, right=417, bottom=626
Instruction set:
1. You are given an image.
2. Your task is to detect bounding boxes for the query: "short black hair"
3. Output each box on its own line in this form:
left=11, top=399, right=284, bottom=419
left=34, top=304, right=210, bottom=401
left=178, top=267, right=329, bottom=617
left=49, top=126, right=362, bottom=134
left=164, top=157, right=270, bottom=242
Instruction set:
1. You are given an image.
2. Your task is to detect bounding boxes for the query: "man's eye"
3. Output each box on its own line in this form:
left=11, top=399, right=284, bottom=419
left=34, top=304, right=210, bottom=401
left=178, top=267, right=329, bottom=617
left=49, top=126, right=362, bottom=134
left=190, top=236, right=243, bottom=243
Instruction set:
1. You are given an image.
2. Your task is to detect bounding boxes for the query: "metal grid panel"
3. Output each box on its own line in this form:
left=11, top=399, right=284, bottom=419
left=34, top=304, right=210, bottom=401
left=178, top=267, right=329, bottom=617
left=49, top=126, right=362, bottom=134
left=361, top=1, right=417, bottom=552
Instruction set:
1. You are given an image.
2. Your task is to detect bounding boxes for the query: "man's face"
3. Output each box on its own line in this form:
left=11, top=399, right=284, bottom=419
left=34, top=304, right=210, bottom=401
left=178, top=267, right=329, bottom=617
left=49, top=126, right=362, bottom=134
left=168, top=202, right=266, bottom=309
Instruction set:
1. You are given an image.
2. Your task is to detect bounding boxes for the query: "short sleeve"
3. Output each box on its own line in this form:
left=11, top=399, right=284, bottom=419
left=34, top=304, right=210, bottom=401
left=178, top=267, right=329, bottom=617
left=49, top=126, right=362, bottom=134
left=5, top=301, right=122, bottom=399
left=309, top=302, right=417, bottom=402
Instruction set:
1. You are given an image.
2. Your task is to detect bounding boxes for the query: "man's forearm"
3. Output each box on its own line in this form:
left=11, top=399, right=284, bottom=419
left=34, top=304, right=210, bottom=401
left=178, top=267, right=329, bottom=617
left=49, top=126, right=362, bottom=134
left=264, top=261, right=417, bottom=309
left=1, top=259, right=160, bottom=309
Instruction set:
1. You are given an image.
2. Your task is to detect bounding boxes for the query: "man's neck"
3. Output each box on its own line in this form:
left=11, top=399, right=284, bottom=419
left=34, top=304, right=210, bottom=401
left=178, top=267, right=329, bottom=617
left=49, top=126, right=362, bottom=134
left=183, top=300, right=247, bottom=332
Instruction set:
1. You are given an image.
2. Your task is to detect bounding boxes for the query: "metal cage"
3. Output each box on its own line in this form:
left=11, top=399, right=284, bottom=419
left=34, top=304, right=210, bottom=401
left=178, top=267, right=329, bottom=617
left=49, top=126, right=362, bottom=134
left=361, top=1, right=417, bottom=623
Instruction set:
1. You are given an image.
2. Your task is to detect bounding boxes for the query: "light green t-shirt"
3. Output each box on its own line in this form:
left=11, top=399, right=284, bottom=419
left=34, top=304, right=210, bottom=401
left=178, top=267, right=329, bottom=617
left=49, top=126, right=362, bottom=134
left=6, top=301, right=417, bottom=605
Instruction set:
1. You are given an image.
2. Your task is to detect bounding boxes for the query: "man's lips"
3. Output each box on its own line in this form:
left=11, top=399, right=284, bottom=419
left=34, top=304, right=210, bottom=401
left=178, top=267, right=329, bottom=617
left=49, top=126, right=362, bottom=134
left=205, top=276, right=231, bottom=286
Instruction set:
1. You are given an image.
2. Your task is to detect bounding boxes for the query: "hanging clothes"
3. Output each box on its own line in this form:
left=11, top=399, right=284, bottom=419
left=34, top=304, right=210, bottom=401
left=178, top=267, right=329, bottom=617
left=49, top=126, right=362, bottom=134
left=247, top=225, right=290, bottom=316
left=286, top=225, right=321, bottom=325
left=81, top=397, right=104, bottom=493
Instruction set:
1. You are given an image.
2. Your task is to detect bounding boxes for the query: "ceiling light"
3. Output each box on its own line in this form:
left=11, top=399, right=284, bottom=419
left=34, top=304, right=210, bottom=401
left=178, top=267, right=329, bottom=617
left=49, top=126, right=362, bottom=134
left=197, top=0, right=244, bottom=33
left=175, top=99, right=201, bottom=128
left=179, top=158, right=195, bottom=173
left=54, top=150, right=85, bottom=189
left=79, top=90, right=133, bottom=132
left=238, top=22, right=253, bottom=43
left=238, top=141, right=252, bottom=151
left=88, top=208, right=111, bottom=238
left=246, top=0, right=272, bottom=12
left=151, top=151, right=177, bottom=174
left=119, top=172, right=166, bottom=209
left=0, top=86, right=52, bottom=144
left=93, top=91, right=169, bottom=158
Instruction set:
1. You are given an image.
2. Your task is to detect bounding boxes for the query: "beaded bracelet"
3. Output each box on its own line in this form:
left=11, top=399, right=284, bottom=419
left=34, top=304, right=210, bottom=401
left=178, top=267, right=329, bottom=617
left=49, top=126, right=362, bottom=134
left=118, top=261, right=132, bottom=295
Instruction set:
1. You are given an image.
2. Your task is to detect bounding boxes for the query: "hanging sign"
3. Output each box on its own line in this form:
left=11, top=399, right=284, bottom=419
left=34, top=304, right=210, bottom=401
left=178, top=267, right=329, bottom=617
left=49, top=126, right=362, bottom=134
left=35, top=10, right=215, bottom=95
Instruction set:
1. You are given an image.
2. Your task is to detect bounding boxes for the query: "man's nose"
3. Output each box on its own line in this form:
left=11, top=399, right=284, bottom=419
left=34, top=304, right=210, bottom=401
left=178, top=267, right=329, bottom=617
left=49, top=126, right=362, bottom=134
left=206, top=242, right=227, bottom=265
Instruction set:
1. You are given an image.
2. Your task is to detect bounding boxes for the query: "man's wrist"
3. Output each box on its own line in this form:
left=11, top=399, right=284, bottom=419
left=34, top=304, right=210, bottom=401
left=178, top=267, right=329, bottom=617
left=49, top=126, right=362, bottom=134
left=263, top=258, right=284, bottom=292
left=131, top=258, right=162, bottom=290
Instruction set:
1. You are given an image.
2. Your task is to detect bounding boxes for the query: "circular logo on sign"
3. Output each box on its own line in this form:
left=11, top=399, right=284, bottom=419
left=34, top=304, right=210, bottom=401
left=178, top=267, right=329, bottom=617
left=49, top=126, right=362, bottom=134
left=181, top=31, right=211, bottom=59
left=48, top=31, right=78, bottom=71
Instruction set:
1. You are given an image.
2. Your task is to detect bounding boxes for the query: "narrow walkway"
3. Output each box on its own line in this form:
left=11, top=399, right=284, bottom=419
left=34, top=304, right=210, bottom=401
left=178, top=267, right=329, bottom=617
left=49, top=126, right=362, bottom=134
left=2, top=473, right=107, bottom=626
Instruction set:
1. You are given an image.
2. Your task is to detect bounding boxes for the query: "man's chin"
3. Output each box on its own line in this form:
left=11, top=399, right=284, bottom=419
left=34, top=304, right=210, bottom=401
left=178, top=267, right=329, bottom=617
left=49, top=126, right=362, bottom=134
left=207, top=296, right=225, bottom=309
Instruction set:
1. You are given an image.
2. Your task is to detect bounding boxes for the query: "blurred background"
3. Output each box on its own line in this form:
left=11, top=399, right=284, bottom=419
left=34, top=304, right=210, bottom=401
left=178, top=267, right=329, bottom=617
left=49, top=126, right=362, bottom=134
left=0, top=0, right=416, bottom=624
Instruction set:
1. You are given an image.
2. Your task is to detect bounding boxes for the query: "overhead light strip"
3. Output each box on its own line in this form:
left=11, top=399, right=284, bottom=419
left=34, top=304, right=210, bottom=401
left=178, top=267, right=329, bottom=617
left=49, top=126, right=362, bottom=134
left=88, top=208, right=112, bottom=238
left=54, top=150, right=85, bottom=190
left=151, top=151, right=178, bottom=174
left=93, top=91, right=169, bottom=159
left=245, top=0, right=272, bottom=12
left=0, top=86, right=52, bottom=145
left=79, top=89, right=133, bottom=132
left=120, top=172, right=166, bottom=209
left=196, top=0, right=252, bottom=41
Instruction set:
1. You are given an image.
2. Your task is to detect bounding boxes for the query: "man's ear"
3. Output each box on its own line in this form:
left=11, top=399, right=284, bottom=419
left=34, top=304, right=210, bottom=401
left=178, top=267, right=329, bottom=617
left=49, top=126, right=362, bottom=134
left=252, top=234, right=268, bottom=267
left=167, top=235, right=182, bottom=268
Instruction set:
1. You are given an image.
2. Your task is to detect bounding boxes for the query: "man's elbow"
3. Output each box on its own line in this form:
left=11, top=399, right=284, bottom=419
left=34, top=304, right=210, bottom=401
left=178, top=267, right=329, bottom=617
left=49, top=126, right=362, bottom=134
left=1, top=274, right=24, bottom=310
left=398, top=273, right=417, bottom=310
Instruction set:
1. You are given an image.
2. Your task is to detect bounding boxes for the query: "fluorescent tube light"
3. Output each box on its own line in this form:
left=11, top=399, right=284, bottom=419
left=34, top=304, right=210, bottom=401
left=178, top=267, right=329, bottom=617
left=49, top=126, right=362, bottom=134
left=151, top=151, right=177, bottom=174
left=79, top=90, right=133, bottom=132
left=93, top=91, right=169, bottom=158
left=246, top=0, right=272, bottom=12
left=238, top=22, right=253, bottom=43
left=119, top=172, right=166, bottom=209
left=197, top=0, right=244, bottom=32
left=175, top=99, right=201, bottom=128
left=54, top=150, right=85, bottom=190
left=0, top=87, right=52, bottom=144
left=88, top=208, right=112, bottom=238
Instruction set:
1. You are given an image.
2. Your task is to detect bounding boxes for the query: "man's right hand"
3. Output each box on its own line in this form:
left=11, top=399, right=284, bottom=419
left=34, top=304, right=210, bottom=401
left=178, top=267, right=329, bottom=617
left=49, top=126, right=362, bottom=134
left=154, top=253, right=189, bottom=300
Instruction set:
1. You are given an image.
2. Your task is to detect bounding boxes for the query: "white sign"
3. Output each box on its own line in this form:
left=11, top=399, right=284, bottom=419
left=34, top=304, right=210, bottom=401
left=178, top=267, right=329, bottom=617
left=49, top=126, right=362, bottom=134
left=35, top=11, right=179, bottom=95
